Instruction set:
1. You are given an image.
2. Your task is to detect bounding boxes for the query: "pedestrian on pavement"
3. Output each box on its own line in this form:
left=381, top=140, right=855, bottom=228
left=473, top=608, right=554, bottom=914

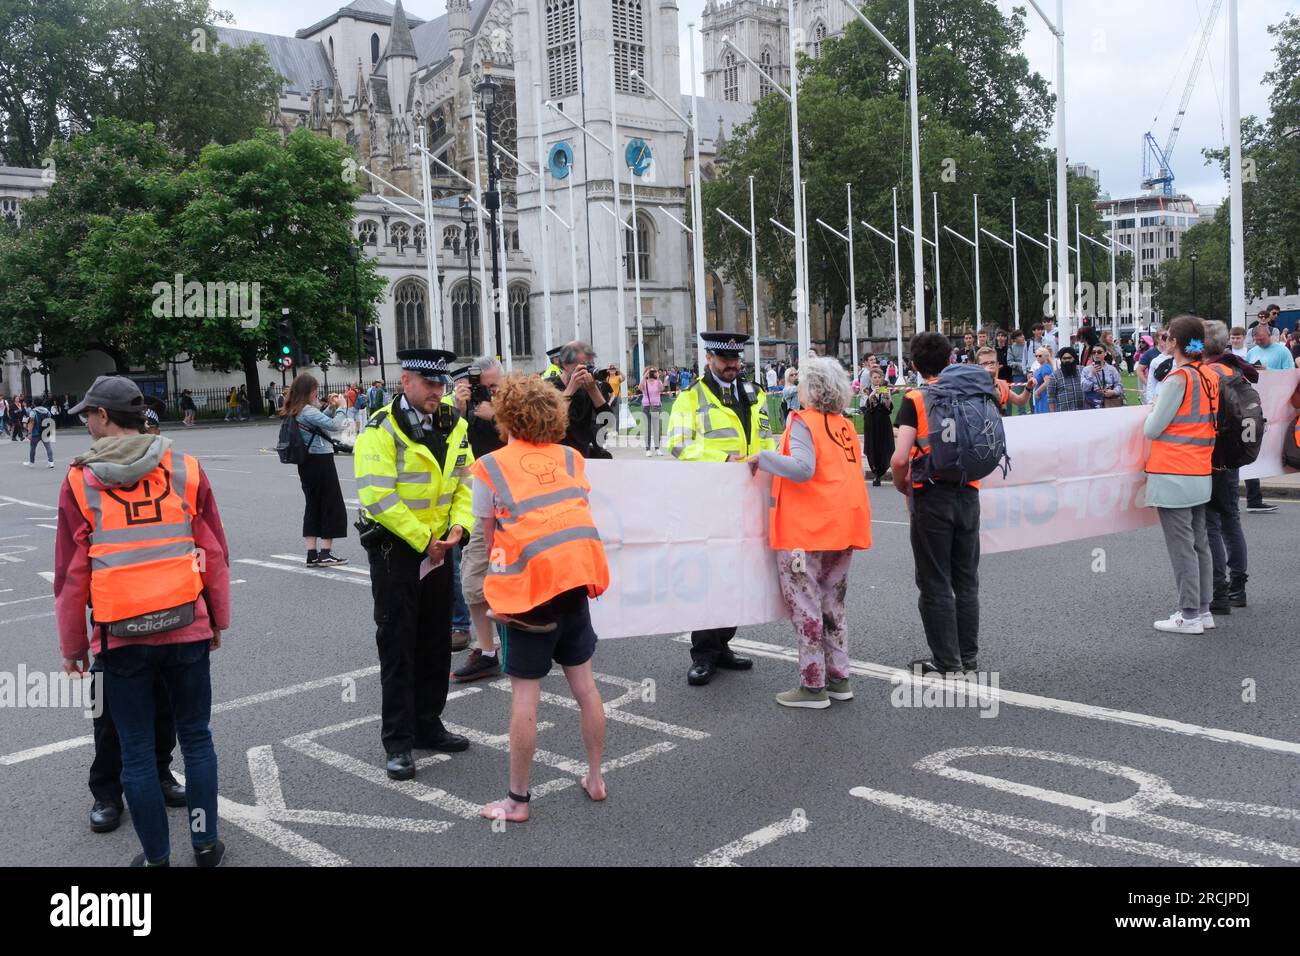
left=1243, top=322, right=1297, bottom=514
left=606, top=365, right=623, bottom=425
left=450, top=357, right=507, bottom=683
left=752, top=357, right=872, bottom=709
left=264, top=382, right=276, bottom=418
left=25, top=403, right=55, bottom=468
left=1047, top=347, right=1087, bottom=412
left=180, top=390, right=196, bottom=426
left=862, top=368, right=895, bottom=485
left=1144, top=315, right=1219, bottom=635
left=281, top=374, right=351, bottom=566
left=890, top=332, right=982, bottom=676
left=56, top=375, right=231, bottom=866
left=665, top=331, right=775, bottom=686
left=9, top=396, right=26, bottom=440
left=224, top=387, right=238, bottom=422
left=475, top=374, right=611, bottom=822
left=1201, top=321, right=1253, bottom=614
left=0, top=395, right=9, bottom=437
left=366, top=380, right=385, bottom=420
left=640, top=366, right=663, bottom=456
left=353, top=350, right=474, bottom=781
left=781, top=367, right=800, bottom=425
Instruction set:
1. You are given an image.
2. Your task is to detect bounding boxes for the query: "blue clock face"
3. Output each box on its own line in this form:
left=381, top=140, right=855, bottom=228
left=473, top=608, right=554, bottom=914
left=547, top=141, right=574, bottom=180
left=625, top=138, right=652, bottom=176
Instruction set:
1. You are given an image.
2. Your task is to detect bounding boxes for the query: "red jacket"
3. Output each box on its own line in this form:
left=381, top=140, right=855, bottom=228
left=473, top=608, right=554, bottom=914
left=55, top=465, right=231, bottom=660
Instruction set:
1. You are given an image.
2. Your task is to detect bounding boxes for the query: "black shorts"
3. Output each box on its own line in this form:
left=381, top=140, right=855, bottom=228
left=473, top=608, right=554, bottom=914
left=501, top=588, right=597, bottom=679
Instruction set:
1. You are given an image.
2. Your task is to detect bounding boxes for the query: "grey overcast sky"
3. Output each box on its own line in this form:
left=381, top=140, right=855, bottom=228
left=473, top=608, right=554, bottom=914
left=214, top=1, right=1288, bottom=205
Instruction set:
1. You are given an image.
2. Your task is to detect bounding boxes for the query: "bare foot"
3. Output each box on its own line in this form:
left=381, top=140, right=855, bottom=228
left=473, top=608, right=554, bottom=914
left=580, top=773, right=607, bottom=802
left=481, top=797, right=529, bottom=823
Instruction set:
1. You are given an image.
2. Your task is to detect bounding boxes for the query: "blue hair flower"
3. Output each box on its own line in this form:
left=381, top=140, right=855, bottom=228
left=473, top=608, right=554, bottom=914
left=1187, top=337, right=1204, bottom=354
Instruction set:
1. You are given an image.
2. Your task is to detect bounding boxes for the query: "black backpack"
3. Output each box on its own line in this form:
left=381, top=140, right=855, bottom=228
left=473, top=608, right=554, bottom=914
left=276, top=417, right=328, bottom=464
left=1211, top=365, right=1265, bottom=469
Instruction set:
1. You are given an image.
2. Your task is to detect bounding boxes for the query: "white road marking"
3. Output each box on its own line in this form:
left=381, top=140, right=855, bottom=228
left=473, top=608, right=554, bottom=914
left=272, top=554, right=370, bottom=576
left=203, top=467, right=253, bottom=474
left=704, top=636, right=1300, bottom=757
left=0, top=534, right=31, bottom=541
left=35, top=524, right=58, bottom=530
left=0, top=594, right=51, bottom=607
left=488, top=676, right=711, bottom=741
left=694, top=810, right=810, bottom=867
left=0, top=496, right=55, bottom=511
left=231, top=579, right=247, bottom=584
left=0, top=611, right=55, bottom=626
left=849, top=788, right=1252, bottom=867
left=235, top=558, right=370, bottom=586
left=37, top=571, right=55, bottom=583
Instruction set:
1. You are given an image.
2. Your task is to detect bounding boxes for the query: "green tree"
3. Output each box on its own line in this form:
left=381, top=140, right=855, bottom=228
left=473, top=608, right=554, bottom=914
left=1151, top=212, right=1231, bottom=324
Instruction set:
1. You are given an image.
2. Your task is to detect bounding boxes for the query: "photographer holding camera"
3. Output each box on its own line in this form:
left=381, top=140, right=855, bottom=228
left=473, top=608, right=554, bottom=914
left=551, top=341, right=612, bottom=459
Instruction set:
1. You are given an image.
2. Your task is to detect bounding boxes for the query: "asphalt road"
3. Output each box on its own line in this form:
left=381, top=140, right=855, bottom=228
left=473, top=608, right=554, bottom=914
left=1, top=420, right=1297, bottom=867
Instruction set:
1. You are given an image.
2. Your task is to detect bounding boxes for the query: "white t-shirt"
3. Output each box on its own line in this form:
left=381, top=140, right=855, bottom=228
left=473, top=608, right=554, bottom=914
left=765, top=367, right=778, bottom=389
left=1145, top=352, right=1175, bottom=404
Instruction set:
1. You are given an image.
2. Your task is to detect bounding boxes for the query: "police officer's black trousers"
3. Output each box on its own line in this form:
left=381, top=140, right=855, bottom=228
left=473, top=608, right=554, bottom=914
left=690, top=627, right=738, bottom=665
left=88, top=666, right=176, bottom=805
left=368, top=538, right=452, bottom=755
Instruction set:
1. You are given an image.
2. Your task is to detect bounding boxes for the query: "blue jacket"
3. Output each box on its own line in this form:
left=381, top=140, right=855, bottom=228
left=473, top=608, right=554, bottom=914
left=296, top=406, right=348, bottom=454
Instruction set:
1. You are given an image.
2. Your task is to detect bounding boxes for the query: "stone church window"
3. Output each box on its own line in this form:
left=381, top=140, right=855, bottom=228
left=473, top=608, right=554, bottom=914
left=358, top=220, right=378, bottom=246
left=451, top=281, right=481, bottom=357
left=392, top=222, right=409, bottom=254
left=393, top=279, right=429, bottom=351
left=759, top=49, right=773, bottom=98
left=723, top=53, right=738, bottom=102
left=509, top=283, right=532, bottom=356
left=613, top=0, right=646, bottom=95
left=626, top=212, right=652, bottom=282
left=811, top=21, right=826, bottom=59
left=371, top=33, right=380, bottom=65
left=413, top=224, right=425, bottom=253
left=545, top=1, right=579, bottom=99
left=443, top=226, right=461, bottom=254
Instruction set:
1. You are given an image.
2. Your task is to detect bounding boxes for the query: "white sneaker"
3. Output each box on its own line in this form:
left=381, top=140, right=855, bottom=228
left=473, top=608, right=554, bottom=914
left=47, top=461, right=54, bottom=469
left=22, top=461, right=31, bottom=467
left=1154, top=611, right=1204, bottom=635
left=1200, top=611, right=1216, bottom=630
left=645, top=450, right=652, bottom=457
left=656, top=448, right=664, bottom=456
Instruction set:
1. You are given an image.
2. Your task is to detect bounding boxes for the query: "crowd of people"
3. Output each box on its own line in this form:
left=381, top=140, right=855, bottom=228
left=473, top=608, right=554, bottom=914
left=44, top=301, right=1300, bottom=864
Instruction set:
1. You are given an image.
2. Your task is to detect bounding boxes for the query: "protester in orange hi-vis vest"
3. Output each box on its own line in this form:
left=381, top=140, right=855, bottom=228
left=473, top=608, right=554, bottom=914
left=55, top=375, right=231, bottom=868
left=1143, top=315, right=1221, bottom=635
left=471, top=373, right=610, bottom=824
left=749, top=357, right=872, bottom=710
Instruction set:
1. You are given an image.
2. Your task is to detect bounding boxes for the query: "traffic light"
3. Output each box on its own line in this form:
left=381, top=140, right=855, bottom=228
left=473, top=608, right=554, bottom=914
left=276, top=318, right=296, bottom=371
left=362, top=324, right=379, bottom=366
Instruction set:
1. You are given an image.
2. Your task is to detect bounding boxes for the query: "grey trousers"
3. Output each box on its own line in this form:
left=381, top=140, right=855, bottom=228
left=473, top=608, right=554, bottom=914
left=1157, top=505, right=1213, bottom=615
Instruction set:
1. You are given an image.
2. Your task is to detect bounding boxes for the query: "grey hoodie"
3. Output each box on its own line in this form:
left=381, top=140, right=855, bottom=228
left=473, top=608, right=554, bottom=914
left=73, top=434, right=171, bottom=487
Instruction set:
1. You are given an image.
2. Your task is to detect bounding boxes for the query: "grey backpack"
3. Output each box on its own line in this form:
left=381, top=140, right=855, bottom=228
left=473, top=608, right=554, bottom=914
left=912, top=364, right=1010, bottom=484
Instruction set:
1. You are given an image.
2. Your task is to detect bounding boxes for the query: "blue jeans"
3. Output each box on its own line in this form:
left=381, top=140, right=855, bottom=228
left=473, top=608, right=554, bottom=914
left=99, top=640, right=218, bottom=863
left=450, top=545, right=470, bottom=632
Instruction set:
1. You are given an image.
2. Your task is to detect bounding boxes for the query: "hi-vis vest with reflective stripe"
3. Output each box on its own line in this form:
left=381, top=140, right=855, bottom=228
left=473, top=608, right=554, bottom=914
left=769, top=410, right=872, bottom=552
left=353, top=400, right=474, bottom=553
left=66, top=448, right=204, bottom=625
left=471, top=441, right=609, bottom=614
left=664, top=379, right=775, bottom=462
left=1145, top=363, right=1219, bottom=477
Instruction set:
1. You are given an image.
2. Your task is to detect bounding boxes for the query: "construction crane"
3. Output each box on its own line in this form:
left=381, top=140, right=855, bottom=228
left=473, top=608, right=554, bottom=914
left=1142, top=0, right=1224, bottom=196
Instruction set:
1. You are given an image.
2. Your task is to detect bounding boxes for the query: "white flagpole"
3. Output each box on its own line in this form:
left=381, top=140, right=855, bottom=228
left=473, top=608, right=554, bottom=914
left=847, top=182, right=857, bottom=366
left=608, top=53, right=629, bottom=430
left=629, top=170, right=646, bottom=379
left=497, top=192, right=513, bottom=372
left=417, top=126, right=444, bottom=349
left=933, top=192, right=943, bottom=333
left=1011, top=197, right=1021, bottom=331
left=534, top=81, right=553, bottom=356
left=787, top=0, right=809, bottom=360
left=569, top=172, right=580, bottom=340
left=689, top=23, right=708, bottom=372
left=906, top=0, right=926, bottom=330
left=470, top=99, right=492, bottom=357
left=973, top=193, right=982, bottom=329
left=749, top=175, right=760, bottom=374
left=892, top=188, right=903, bottom=369
left=1227, top=0, right=1246, bottom=324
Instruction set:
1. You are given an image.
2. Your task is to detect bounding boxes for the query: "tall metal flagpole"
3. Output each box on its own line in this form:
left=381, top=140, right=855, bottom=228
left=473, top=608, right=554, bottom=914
left=608, top=53, right=629, bottom=428
left=496, top=189, right=513, bottom=372
left=534, top=81, right=553, bottom=355
left=973, top=194, right=982, bottom=328
left=892, top=189, right=904, bottom=368
left=417, top=126, right=445, bottom=349
left=689, top=24, right=708, bottom=372
left=1075, top=204, right=1084, bottom=322
left=569, top=173, right=580, bottom=340
left=749, top=175, right=761, bottom=373
left=469, top=99, right=493, bottom=356
left=906, top=0, right=926, bottom=331
left=802, top=179, right=811, bottom=353
left=847, top=183, right=857, bottom=364
left=629, top=166, right=646, bottom=379
left=1011, top=198, right=1021, bottom=330
left=1227, top=0, right=1245, bottom=324
left=933, top=193, right=943, bottom=333
left=787, top=0, right=810, bottom=360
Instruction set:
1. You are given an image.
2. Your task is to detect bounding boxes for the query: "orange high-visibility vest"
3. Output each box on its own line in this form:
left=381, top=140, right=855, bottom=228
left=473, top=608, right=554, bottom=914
left=769, top=409, right=872, bottom=552
left=66, top=447, right=204, bottom=626
left=1145, top=362, right=1219, bottom=476
left=471, top=441, right=610, bottom=614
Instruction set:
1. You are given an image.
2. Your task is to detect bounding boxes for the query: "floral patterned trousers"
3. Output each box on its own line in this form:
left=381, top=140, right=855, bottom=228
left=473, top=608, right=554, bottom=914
left=776, top=548, right=854, bottom=691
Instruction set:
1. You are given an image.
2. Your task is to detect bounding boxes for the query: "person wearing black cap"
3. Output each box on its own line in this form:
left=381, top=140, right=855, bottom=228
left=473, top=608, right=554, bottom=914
left=353, top=349, right=474, bottom=780
left=542, top=346, right=564, bottom=382
left=665, top=331, right=775, bottom=686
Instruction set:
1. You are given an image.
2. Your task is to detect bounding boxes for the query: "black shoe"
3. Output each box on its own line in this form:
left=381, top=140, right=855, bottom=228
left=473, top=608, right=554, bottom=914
left=385, top=752, right=415, bottom=780
left=159, top=774, right=187, bottom=808
left=1209, top=579, right=1232, bottom=614
left=1246, top=503, right=1277, bottom=514
left=315, top=553, right=348, bottom=566
left=89, top=800, right=123, bottom=833
left=908, top=659, right=965, bottom=678
left=962, top=660, right=979, bottom=673
left=687, top=661, right=715, bottom=686
left=452, top=648, right=501, bottom=683
left=129, top=852, right=170, bottom=867
left=714, top=652, right=753, bottom=671
left=194, top=839, right=226, bottom=868
left=1228, top=572, right=1248, bottom=607
left=413, top=730, right=470, bottom=753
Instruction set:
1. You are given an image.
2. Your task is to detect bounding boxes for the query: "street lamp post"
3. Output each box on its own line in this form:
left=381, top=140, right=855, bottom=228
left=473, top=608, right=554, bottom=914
left=460, top=198, right=476, bottom=352
left=1190, top=251, right=1200, bottom=315
left=475, top=74, right=503, bottom=360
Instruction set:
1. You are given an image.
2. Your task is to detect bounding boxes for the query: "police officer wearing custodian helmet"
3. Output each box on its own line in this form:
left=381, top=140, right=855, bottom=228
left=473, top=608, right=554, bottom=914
left=353, top=349, right=475, bottom=780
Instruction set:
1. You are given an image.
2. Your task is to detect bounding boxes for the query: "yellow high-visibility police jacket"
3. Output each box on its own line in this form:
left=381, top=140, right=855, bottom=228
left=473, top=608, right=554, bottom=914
left=543, top=363, right=562, bottom=381
left=665, top=377, right=775, bottom=462
left=353, top=399, right=474, bottom=552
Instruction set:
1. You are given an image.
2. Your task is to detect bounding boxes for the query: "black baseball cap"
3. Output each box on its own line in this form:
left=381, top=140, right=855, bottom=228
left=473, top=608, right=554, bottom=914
left=69, top=376, right=146, bottom=415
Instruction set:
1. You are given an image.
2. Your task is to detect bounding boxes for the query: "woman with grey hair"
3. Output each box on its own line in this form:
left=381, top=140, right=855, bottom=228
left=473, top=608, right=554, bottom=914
left=750, top=357, right=872, bottom=709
